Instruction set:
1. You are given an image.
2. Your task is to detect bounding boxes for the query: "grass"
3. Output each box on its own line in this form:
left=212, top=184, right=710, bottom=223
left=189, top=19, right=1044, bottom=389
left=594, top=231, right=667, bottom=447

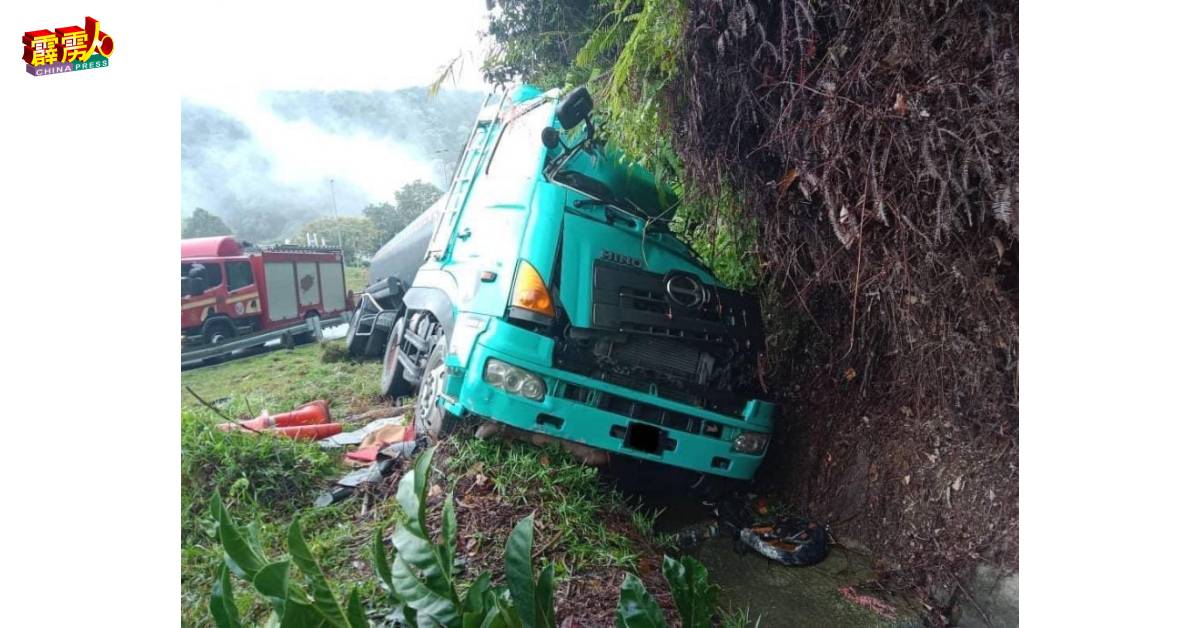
left=344, top=264, right=369, bottom=292
left=181, top=342, right=385, bottom=625
left=180, top=340, right=666, bottom=626
left=446, top=435, right=649, bottom=570
left=182, top=342, right=381, bottom=417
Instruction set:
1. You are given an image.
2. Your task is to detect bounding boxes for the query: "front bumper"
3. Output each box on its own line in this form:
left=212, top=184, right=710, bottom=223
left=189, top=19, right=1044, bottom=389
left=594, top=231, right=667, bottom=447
left=442, top=316, right=775, bottom=480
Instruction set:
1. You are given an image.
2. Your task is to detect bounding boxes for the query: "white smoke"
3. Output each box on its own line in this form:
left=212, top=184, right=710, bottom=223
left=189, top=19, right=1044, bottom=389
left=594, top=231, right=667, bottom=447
left=181, top=88, right=482, bottom=240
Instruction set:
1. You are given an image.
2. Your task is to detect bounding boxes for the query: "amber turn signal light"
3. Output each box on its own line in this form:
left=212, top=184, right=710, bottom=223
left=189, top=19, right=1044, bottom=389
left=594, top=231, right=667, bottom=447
left=511, top=260, right=555, bottom=318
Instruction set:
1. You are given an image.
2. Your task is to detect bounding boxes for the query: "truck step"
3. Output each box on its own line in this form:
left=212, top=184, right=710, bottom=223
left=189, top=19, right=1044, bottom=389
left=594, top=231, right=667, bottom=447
left=403, top=329, right=431, bottom=353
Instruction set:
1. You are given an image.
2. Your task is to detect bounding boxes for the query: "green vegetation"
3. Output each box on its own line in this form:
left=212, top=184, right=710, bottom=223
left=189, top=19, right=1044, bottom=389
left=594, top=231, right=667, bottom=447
left=182, top=344, right=386, bottom=625
left=184, top=207, right=233, bottom=238
left=482, top=0, right=759, bottom=290
left=181, top=343, right=381, bottom=417
left=344, top=265, right=369, bottom=292
left=208, top=447, right=722, bottom=627
left=181, top=344, right=691, bottom=625
left=363, top=180, right=442, bottom=244
left=294, top=216, right=379, bottom=264
left=281, top=179, right=440, bottom=265
left=575, top=0, right=686, bottom=176
left=481, top=0, right=605, bottom=88
left=182, top=410, right=336, bottom=545
left=447, top=435, right=646, bottom=570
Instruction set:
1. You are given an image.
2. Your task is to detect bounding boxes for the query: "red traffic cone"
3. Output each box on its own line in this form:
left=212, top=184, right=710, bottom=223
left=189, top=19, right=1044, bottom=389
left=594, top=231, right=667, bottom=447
left=217, top=400, right=330, bottom=432
left=271, top=423, right=343, bottom=441
left=216, top=412, right=270, bottom=432
left=271, top=400, right=331, bottom=427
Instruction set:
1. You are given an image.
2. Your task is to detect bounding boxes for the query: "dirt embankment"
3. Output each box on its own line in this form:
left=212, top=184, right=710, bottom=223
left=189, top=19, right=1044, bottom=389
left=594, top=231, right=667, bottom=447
left=669, top=0, right=1019, bottom=613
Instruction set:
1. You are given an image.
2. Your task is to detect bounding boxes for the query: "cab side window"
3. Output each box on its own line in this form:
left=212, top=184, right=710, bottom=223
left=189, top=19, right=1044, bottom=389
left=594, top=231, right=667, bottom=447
left=226, top=261, right=254, bottom=291
left=181, top=262, right=222, bottom=290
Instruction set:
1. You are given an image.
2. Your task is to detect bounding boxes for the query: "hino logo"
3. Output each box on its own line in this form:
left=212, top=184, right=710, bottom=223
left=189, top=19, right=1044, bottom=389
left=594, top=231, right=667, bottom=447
left=601, top=249, right=642, bottom=268
left=665, top=274, right=706, bottom=308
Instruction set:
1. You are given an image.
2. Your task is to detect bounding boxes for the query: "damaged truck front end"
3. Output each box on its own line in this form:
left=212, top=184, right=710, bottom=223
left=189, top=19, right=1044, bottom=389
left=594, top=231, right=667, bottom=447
left=381, top=86, right=775, bottom=481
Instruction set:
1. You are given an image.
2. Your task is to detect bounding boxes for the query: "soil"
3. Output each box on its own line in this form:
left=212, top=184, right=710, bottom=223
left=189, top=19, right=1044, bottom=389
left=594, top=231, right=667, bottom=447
left=667, top=1, right=1021, bottom=620
left=360, top=439, right=679, bottom=627
left=763, top=381, right=1018, bottom=618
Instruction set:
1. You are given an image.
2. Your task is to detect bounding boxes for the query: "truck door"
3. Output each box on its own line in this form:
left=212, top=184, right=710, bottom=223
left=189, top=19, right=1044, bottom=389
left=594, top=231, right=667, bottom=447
left=428, top=122, right=495, bottom=262
left=445, top=101, right=552, bottom=268
left=181, top=261, right=224, bottom=328
left=224, top=260, right=260, bottom=320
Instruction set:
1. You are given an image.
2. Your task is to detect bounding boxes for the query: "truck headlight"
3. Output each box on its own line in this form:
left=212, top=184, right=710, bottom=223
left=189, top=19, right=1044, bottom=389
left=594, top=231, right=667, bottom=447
left=483, top=359, right=546, bottom=401
left=733, top=432, right=770, bottom=455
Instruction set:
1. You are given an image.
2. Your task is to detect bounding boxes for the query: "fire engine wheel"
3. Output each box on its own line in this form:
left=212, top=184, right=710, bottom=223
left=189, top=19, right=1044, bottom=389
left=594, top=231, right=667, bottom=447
left=202, top=318, right=236, bottom=345
left=414, top=335, right=457, bottom=439
left=380, top=321, right=414, bottom=398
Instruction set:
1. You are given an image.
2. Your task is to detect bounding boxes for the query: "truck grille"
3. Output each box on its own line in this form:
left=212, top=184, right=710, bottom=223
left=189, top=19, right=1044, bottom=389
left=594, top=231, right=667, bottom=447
left=591, top=261, right=762, bottom=351
left=553, top=381, right=725, bottom=440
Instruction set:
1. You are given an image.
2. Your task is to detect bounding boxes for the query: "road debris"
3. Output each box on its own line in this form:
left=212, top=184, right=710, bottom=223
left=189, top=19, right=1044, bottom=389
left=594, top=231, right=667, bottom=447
left=273, top=423, right=343, bottom=440
left=318, top=416, right=407, bottom=448
left=314, top=433, right=429, bottom=507
left=668, top=495, right=832, bottom=567
left=838, top=586, right=897, bottom=620
left=738, top=519, right=831, bottom=567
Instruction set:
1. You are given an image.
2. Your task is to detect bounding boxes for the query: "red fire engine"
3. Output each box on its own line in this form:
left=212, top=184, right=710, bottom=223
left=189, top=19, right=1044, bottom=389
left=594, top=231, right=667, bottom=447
left=181, top=236, right=352, bottom=346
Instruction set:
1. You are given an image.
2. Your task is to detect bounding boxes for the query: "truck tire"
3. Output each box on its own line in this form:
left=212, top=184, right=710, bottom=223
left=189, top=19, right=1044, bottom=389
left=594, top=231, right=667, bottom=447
left=380, top=321, right=414, bottom=398
left=414, top=334, right=458, bottom=438
left=345, top=304, right=370, bottom=357
left=202, top=318, right=236, bottom=345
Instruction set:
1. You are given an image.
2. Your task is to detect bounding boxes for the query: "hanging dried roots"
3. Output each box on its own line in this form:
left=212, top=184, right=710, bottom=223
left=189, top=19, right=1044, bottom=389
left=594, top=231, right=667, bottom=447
left=668, top=0, right=1018, bottom=611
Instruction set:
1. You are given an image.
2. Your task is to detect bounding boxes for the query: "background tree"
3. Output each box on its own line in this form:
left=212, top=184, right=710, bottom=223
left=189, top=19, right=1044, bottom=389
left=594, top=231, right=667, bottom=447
left=363, top=180, right=443, bottom=244
left=228, top=209, right=291, bottom=243
left=481, top=0, right=603, bottom=87
left=182, top=208, right=233, bottom=238
left=293, top=216, right=379, bottom=264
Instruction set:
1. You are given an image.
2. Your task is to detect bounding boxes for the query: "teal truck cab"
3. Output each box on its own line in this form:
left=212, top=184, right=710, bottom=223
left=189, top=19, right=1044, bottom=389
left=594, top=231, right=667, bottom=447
left=378, top=86, right=775, bottom=481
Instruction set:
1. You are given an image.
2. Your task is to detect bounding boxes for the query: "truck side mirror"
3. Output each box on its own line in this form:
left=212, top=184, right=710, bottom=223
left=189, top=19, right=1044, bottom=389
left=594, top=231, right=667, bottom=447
left=556, top=86, right=593, bottom=131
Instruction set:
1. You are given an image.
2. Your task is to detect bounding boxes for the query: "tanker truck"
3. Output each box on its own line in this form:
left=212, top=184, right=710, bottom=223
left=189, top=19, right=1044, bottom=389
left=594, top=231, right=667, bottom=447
left=344, top=199, right=441, bottom=358
left=356, top=86, right=775, bottom=484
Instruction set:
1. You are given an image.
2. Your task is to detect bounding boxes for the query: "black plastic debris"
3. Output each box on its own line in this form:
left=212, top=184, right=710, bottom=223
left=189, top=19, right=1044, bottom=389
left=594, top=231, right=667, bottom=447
left=314, top=435, right=428, bottom=507
left=737, top=518, right=832, bottom=566
left=665, top=495, right=832, bottom=567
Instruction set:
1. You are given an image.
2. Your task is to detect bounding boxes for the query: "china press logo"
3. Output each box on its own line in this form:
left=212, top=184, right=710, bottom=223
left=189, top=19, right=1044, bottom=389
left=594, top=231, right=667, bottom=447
left=23, top=16, right=113, bottom=77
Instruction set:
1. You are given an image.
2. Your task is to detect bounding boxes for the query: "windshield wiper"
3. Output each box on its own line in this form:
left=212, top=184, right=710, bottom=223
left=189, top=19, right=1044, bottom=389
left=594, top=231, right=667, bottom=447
left=572, top=198, right=638, bottom=228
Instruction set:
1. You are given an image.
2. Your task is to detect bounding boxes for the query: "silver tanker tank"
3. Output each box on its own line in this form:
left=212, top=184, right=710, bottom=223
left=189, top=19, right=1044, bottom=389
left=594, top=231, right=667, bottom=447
left=367, top=196, right=442, bottom=287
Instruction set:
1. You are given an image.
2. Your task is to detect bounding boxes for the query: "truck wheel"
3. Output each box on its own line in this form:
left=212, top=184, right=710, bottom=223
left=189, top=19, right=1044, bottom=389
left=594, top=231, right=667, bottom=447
left=345, top=305, right=370, bottom=357
left=380, top=321, right=414, bottom=397
left=202, top=318, right=236, bottom=345
left=414, top=335, right=457, bottom=438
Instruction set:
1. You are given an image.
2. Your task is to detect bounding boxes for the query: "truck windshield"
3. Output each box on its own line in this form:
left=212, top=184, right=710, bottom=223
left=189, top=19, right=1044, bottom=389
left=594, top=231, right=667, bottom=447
left=485, top=101, right=553, bottom=180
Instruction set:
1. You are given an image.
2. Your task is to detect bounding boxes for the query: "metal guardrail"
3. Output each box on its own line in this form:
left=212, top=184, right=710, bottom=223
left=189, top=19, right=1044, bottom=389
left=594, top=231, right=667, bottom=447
left=181, top=313, right=349, bottom=365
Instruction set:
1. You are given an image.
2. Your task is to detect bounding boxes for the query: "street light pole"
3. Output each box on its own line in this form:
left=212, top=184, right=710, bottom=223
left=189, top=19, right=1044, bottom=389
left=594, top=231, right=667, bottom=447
left=328, top=178, right=344, bottom=253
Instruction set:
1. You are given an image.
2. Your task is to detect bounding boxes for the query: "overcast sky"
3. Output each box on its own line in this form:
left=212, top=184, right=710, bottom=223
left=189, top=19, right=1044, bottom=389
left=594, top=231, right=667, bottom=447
left=180, top=2, right=495, bottom=234
left=182, top=3, right=490, bottom=93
